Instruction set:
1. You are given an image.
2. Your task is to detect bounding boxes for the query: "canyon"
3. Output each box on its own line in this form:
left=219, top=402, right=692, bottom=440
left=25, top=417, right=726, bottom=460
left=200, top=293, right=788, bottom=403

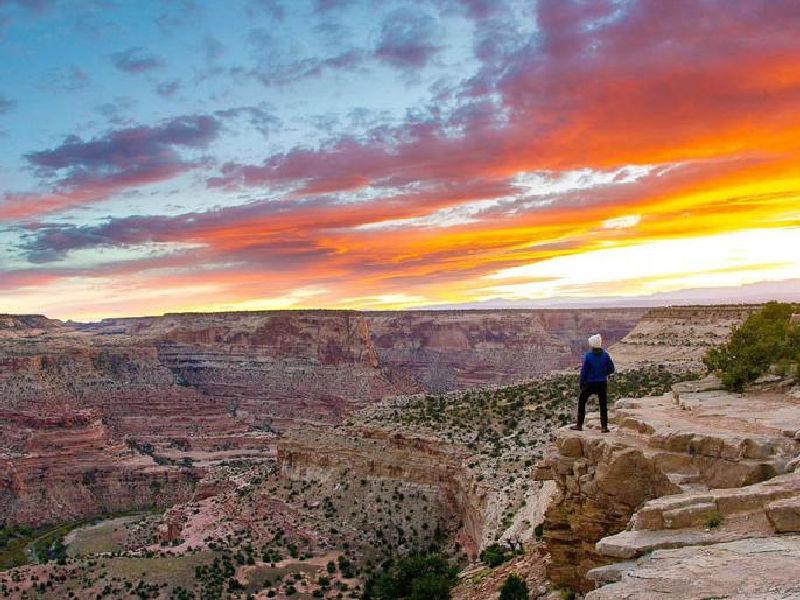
left=5, top=304, right=796, bottom=599
left=0, top=308, right=644, bottom=528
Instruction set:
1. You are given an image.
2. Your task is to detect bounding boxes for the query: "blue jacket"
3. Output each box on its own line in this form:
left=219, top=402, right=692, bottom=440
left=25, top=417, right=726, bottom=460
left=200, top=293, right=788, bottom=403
left=580, top=349, right=615, bottom=386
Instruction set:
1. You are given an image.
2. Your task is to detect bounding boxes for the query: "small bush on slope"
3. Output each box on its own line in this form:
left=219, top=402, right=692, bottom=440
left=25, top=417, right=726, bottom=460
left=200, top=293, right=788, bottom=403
left=704, top=302, right=800, bottom=391
left=480, top=543, right=512, bottom=567
left=363, top=552, right=457, bottom=600
left=499, top=573, right=529, bottom=600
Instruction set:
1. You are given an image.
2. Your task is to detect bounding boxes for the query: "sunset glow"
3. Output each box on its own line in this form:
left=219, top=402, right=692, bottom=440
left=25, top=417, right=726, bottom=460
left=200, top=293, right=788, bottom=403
left=1, top=0, right=799, bottom=320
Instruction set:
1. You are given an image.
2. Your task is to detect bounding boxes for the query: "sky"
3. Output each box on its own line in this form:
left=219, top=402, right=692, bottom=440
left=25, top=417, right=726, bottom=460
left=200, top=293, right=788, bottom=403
left=1, top=0, right=799, bottom=320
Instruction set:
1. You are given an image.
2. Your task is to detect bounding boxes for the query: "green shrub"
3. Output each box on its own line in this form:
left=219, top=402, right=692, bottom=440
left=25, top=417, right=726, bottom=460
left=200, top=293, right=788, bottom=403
left=705, top=512, right=723, bottom=529
left=704, top=302, right=800, bottom=391
left=534, top=523, right=544, bottom=541
left=479, top=543, right=510, bottom=568
left=363, top=552, right=457, bottom=599
left=499, top=573, right=529, bottom=600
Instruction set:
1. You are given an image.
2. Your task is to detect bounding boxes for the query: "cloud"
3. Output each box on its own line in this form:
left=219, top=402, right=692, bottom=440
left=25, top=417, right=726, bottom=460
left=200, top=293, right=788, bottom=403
left=5, top=0, right=800, bottom=317
left=41, top=66, right=91, bottom=91
left=27, top=115, right=218, bottom=174
left=375, top=7, right=442, bottom=69
left=156, top=79, right=180, bottom=97
left=1, top=114, right=220, bottom=221
left=244, top=26, right=365, bottom=86
left=215, top=105, right=281, bottom=138
left=203, top=34, right=225, bottom=62
left=0, top=94, right=15, bottom=114
left=602, top=214, right=641, bottom=230
left=18, top=176, right=518, bottom=261
left=95, top=96, right=136, bottom=125
left=249, top=48, right=365, bottom=87
left=215, top=0, right=800, bottom=197
left=111, top=46, right=164, bottom=73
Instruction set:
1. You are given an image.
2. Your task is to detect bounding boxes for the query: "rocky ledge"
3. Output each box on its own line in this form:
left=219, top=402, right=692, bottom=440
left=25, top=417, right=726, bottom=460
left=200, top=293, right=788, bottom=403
left=535, top=376, right=800, bottom=597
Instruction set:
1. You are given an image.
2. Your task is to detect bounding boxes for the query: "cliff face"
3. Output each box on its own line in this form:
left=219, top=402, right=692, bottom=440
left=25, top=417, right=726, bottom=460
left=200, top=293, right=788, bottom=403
left=368, top=309, right=645, bottom=392
left=536, top=376, right=800, bottom=595
left=609, top=304, right=757, bottom=370
left=94, top=308, right=646, bottom=416
left=0, top=325, right=273, bottom=526
left=0, top=308, right=642, bottom=527
left=277, top=425, right=532, bottom=558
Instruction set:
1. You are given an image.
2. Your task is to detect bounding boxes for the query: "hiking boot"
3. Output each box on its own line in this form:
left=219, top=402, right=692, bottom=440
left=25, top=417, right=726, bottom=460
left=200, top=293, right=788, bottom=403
left=601, top=427, right=610, bottom=433
left=569, top=424, right=582, bottom=431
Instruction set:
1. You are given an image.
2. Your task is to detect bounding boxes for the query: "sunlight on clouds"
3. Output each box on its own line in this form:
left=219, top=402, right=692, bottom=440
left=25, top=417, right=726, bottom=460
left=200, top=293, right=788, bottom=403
left=199, top=286, right=327, bottom=312
left=482, top=227, right=800, bottom=299
left=356, top=166, right=656, bottom=232
left=338, top=293, right=430, bottom=309
left=356, top=199, right=501, bottom=231
left=602, top=214, right=641, bottom=229
left=0, top=278, right=223, bottom=321
left=512, top=165, right=654, bottom=196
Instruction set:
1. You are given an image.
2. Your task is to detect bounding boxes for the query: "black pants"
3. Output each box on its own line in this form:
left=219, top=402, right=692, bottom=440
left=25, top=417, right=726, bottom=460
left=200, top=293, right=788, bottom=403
left=577, top=381, right=608, bottom=429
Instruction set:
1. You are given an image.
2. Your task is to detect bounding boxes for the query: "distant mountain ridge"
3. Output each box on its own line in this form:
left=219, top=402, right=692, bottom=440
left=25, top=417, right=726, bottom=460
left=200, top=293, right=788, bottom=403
left=419, top=279, right=800, bottom=310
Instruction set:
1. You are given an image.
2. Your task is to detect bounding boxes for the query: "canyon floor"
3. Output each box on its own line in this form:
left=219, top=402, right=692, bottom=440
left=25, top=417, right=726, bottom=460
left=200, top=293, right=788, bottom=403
left=5, top=305, right=798, bottom=599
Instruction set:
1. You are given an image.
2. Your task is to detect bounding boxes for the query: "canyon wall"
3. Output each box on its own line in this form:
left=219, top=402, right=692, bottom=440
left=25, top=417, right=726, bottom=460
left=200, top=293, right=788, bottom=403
left=536, top=376, right=800, bottom=594
left=2, top=304, right=752, bottom=531
left=609, top=304, right=756, bottom=369
left=90, top=308, right=647, bottom=419
left=366, top=309, right=644, bottom=391
left=278, top=425, right=489, bottom=556
left=0, top=308, right=643, bottom=527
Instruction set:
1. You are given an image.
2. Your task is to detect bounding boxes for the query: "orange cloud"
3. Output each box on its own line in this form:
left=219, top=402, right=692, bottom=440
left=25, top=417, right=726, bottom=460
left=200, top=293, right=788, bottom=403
left=4, top=1, right=800, bottom=318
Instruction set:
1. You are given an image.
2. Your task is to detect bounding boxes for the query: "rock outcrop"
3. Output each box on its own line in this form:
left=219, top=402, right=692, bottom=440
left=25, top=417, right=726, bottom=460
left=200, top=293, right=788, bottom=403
left=587, top=535, right=800, bottom=599
left=278, top=424, right=558, bottom=558
left=610, top=304, right=757, bottom=370
left=536, top=376, right=800, bottom=595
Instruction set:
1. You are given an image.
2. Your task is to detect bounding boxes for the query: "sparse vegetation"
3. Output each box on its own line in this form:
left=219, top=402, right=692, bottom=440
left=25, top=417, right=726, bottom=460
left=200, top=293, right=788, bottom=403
left=480, top=543, right=515, bottom=568
left=705, top=512, right=723, bottom=529
left=363, top=552, right=457, bottom=600
left=354, top=365, right=699, bottom=540
left=704, top=302, right=800, bottom=391
left=559, top=588, right=576, bottom=600
left=499, top=573, right=530, bottom=600
left=0, top=359, right=705, bottom=597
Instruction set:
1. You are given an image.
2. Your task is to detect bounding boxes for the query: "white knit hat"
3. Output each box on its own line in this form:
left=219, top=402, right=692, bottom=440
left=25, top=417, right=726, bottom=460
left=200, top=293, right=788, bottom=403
left=588, top=334, right=602, bottom=348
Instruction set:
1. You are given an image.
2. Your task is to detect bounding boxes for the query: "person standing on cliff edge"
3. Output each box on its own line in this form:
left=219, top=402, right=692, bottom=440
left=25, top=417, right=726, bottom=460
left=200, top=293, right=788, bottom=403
left=570, top=333, right=615, bottom=433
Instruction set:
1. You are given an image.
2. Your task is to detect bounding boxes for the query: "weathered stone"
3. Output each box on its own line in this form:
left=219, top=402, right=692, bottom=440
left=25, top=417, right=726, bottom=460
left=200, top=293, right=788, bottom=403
left=767, top=497, right=800, bottom=532
left=661, top=501, right=718, bottom=529
left=587, top=536, right=800, bottom=599
left=539, top=367, right=800, bottom=593
left=557, top=434, right=583, bottom=458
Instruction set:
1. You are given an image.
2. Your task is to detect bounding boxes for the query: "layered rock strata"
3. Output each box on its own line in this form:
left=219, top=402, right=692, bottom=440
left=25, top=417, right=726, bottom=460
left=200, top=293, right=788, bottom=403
left=278, top=426, right=489, bottom=557
left=536, top=376, right=800, bottom=594
left=0, top=306, right=746, bottom=530
left=609, top=304, right=756, bottom=369
left=0, top=320, right=273, bottom=527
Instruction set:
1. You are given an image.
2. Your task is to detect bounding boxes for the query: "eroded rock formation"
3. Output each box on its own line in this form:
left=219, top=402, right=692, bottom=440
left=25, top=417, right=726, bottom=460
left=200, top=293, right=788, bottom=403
left=278, top=425, right=492, bottom=557
left=0, top=308, right=644, bottom=526
left=610, top=304, right=757, bottom=370
left=536, top=376, right=800, bottom=595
